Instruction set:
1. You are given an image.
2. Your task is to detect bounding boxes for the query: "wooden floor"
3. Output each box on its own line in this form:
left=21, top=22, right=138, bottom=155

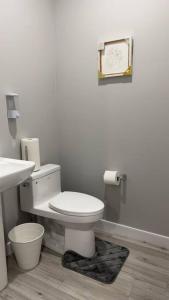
left=1, top=233, right=169, bottom=300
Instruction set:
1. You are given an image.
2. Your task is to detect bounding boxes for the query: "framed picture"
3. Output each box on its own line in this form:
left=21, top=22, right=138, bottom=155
left=98, top=37, right=133, bottom=79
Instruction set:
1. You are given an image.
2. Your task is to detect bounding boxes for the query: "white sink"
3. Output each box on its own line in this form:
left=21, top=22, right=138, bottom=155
left=0, top=157, right=35, bottom=291
left=0, top=157, right=35, bottom=192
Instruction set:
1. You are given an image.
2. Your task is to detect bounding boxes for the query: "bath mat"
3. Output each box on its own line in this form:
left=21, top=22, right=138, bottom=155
left=62, top=238, right=129, bottom=284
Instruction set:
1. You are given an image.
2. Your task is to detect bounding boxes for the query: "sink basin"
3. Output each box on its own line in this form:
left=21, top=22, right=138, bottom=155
left=0, top=157, right=35, bottom=192
left=0, top=157, right=35, bottom=291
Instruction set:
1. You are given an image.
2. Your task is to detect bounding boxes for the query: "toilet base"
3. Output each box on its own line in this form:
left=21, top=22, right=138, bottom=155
left=65, top=228, right=95, bottom=258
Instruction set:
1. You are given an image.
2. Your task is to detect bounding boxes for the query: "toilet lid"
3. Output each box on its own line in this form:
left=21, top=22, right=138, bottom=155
left=49, top=192, right=104, bottom=216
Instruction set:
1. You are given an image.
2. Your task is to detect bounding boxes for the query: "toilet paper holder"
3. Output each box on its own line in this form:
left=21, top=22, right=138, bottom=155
left=117, top=174, right=127, bottom=182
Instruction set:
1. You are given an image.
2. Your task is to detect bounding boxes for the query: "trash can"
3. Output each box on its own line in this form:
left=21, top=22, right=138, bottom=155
left=8, top=223, right=44, bottom=271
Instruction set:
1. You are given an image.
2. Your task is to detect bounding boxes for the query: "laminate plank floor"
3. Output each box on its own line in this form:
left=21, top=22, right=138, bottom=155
left=1, top=233, right=169, bottom=300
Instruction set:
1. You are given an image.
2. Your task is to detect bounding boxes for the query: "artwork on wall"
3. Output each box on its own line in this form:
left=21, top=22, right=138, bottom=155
left=98, top=37, right=133, bottom=79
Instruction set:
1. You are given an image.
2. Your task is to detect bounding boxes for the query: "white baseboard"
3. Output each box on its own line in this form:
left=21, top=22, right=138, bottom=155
left=95, top=219, right=169, bottom=251
left=8, top=220, right=169, bottom=257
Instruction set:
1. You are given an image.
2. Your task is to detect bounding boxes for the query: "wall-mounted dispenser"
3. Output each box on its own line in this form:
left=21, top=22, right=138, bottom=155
left=6, top=93, right=20, bottom=119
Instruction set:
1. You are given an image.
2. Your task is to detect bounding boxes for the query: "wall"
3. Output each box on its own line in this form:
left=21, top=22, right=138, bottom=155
left=0, top=0, right=59, bottom=237
left=55, top=0, right=169, bottom=236
left=1, top=0, right=169, bottom=241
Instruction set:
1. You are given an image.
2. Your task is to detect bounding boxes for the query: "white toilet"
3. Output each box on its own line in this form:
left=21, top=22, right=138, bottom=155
left=20, top=164, right=104, bottom=257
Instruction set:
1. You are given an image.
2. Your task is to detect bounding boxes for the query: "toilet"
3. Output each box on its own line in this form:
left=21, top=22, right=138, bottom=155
left=20, top=164, right=104, bottom=257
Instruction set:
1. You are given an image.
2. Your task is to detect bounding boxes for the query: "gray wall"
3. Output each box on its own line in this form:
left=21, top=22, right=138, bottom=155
left=1, top=0, right=169, bottom=239
left=55, top=0, right=169, bottom=236
left=0, top=0, right=59, bottom=236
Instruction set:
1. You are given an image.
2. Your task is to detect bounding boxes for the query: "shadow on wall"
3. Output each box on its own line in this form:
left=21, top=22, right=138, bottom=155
left=37, top=216, right=64, bottom=236
left=2, top=188, right=31, bottom=239
left=103, top=181, right=127, bottom=223
left=8, top=119, right=17, bottom=139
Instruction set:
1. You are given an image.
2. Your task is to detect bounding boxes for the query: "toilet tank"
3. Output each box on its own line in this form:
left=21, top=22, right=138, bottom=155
left=20, top=164, right=61, bottom=212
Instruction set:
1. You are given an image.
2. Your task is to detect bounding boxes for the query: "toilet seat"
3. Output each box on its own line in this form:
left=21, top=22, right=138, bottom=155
left=49, top=191, right=104, bottom=217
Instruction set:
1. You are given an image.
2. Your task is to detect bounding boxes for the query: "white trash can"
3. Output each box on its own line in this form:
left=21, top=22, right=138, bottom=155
left=8, top=223, right=44, bottom=271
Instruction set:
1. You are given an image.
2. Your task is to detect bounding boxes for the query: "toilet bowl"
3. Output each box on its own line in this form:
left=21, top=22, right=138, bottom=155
left=20, top=164, right=104, bottom=257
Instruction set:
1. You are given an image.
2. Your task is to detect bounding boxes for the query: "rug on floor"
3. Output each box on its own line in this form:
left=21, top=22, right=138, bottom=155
left=62, top=237, right=129, bottom=284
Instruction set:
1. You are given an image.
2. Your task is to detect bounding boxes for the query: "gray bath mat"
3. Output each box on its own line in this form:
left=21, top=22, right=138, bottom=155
left=62, top=238, right=129, bottom=284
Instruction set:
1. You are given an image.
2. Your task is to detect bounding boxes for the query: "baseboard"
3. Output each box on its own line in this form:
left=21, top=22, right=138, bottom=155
left=7, top=220, right=169, bottom=257
left=95, top=219, right=169, bottom=251
left=44, top=220, right=169, bottom=255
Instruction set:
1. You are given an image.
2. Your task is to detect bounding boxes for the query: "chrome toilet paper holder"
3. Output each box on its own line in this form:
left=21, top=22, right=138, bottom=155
left=117, top=174, right=127, bottom=182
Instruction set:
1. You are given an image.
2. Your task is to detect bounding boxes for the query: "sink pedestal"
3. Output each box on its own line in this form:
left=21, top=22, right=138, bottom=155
left=0, top=194, right=8, bottom=291
left=0, top=157, right=35, bottom=290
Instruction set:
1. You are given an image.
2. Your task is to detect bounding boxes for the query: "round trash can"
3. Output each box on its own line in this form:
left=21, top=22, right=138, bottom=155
left=8, top=223, right=44, bottom=271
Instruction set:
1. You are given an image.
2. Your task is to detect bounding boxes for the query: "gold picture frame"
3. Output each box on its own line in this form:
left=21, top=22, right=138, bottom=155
left=98, top=37, right=133, bottom=79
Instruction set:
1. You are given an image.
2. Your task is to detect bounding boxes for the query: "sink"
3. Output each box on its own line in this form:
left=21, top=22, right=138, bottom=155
left=0, top=157, right=35, bottom=291
left=0, top=157, right=35, bottom=192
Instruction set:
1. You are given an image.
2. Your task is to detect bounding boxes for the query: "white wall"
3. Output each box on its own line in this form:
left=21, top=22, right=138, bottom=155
left=0, top=0, right=59, bottom=237
left=54, top=0, right=169, bottom=236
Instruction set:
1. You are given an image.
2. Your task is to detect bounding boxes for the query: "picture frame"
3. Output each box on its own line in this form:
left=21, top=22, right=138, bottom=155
left=98, top=37, right=133, bottom=79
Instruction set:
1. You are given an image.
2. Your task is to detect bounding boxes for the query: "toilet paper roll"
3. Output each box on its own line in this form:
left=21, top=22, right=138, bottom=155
left=103, top=171, right=121, bottom=186
left=21, top=138, right=40, bottom=172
